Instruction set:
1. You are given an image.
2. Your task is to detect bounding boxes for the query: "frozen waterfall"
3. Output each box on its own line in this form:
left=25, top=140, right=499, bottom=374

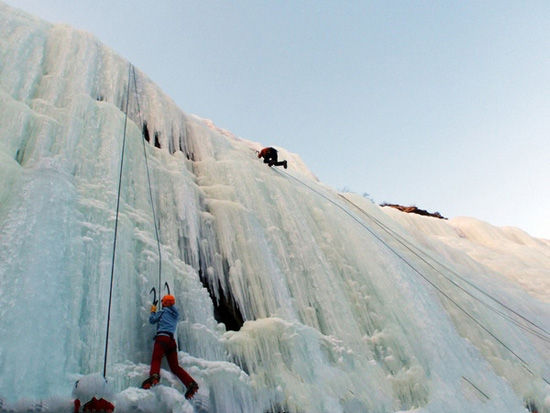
left=0, top=3, right=549, bottom=412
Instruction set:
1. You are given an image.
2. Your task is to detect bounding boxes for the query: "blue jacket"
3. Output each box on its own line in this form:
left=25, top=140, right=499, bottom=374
left=149, top=305, right=179, bottom=335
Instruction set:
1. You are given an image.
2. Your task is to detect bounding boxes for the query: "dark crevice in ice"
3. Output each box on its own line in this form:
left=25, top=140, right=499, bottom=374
left=197, top=252, right=244, bottom=332
left=142, top=122, right=150, bottom=143
left=141, top=121, right=161, bottom=149
left=139, top=120, right=199, bottom=161
left=15, top=148, right=25, bottom=165
left=265, top=403, right=293, bottom=413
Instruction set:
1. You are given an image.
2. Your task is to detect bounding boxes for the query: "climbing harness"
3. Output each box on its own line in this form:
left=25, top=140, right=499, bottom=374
left=272, top=167, right=550, bottom=385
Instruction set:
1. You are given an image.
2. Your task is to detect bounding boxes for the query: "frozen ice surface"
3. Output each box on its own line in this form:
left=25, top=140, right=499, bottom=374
left=0, top=2, right=549, bottom=412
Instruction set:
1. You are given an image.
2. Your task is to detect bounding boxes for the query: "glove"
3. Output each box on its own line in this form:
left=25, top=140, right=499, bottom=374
left=150, top=305, right=157, bottom=313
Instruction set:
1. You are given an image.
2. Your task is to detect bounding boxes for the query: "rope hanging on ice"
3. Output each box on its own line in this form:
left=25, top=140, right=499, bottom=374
left=131, top=65, right=163, bottom=295
left=102, top=64, right=164, bottom=378
left=103, top=63, right=132, bottom=378
left=339, top=193, right=550, bottom=343
left=272, top=167, right=550, bottom=386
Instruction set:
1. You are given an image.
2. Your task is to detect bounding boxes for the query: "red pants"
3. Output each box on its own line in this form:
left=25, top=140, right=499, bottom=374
left=150, top=335, right=194, bottom=387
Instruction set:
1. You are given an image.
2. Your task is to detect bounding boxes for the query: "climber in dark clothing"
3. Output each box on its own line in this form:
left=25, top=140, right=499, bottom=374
left=73, top=397, right=114, bottom=413
left=141, top=294, right=199, bottom=399
left=258, top=147, right=287, bottom=169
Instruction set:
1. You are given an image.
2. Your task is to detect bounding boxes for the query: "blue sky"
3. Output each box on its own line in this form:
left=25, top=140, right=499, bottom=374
left=5, top=0, right=550, bottom=238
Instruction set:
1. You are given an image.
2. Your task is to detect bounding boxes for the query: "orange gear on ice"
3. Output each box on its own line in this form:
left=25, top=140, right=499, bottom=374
left=161, top=294, right=175, bottom=307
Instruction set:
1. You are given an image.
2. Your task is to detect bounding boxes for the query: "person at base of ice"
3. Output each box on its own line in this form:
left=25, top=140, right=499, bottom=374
left=258, top=147, right=287, bottom=169
left=74, top=397, right=114, bottom=413
left=141, top=294, right=199, bottom=399
left=72, top=375, right=115, bottom=413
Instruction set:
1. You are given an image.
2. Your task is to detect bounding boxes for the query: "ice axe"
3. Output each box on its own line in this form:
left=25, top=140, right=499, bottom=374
left=159, top=282, right=171, bottom=308
left=149, top=287, right=158, bottom=307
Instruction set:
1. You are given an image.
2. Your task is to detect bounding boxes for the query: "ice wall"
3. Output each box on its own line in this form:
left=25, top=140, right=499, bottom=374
left=0, top=3, right=549, bottom=412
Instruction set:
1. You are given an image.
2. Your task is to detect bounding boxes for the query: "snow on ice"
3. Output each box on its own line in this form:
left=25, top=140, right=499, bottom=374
left=0, top=2, right=549, bottom=412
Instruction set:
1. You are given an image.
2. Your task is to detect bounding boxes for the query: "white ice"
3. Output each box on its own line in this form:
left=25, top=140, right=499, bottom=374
left=0, top=2, right=549, bottom=412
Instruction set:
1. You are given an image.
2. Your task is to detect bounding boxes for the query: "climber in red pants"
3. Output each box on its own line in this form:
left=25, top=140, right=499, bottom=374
left=141, top=294, right=199, bottom=399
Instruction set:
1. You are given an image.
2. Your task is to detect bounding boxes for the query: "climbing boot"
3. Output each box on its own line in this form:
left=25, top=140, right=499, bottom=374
left=185, top=381, right=199, bottom=399
left=141, top=374, right=160, bottom=389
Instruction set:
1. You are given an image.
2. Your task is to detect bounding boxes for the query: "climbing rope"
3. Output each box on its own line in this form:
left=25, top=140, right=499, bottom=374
left=338, top=194, right=550, bottom=343
left=102, top=64, right=164, bottom=378
left=131, top=65, right=163, bottom=294
left=272, top=168, right=550, bottom=385
left=103, top=63, right=132, bottom=378
left=461, top=376, right=490, bottom=400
